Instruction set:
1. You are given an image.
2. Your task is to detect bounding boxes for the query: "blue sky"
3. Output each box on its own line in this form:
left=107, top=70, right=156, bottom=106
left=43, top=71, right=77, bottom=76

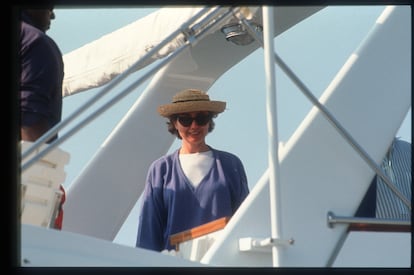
left=47, top=5, right=411, bottom=247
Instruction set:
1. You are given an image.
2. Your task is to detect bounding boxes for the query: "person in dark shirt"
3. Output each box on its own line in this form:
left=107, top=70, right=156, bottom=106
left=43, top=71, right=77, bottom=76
left=20, top=6, right=65, bottom=229
left=20, top=6, right=63, bottom=143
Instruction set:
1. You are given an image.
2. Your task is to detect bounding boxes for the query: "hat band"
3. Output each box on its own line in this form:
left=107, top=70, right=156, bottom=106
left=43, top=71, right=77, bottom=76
left=173, top=98, right=209, bottom=103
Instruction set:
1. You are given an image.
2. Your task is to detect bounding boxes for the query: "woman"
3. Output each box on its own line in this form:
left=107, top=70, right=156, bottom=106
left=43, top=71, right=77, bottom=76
left=136, top=88, right=249, bottom=252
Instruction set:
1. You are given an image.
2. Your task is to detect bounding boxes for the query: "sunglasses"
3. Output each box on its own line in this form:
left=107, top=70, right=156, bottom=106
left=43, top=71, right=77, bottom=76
left=176, top=113, right=212, bottom=127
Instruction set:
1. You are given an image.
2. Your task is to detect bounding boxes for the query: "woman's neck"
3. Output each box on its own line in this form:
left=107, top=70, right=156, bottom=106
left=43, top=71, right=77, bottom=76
left=180, top=143, right=210, bottom=154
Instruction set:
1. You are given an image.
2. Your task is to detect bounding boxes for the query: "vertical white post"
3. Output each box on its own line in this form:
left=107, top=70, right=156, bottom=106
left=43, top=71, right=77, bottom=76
left=263, top=6, right=282, bottom=267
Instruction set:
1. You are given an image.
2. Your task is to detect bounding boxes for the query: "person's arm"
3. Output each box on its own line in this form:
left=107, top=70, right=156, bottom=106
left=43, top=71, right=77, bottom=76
left=234, top=156, right=249, bottom=207
left=136, top=162, right=166, bottom=251
left=20, top=29, right=62, bottom=143
left=218, top=150, right=249, bottom=212
left=21, top=118, right=49, bottom=142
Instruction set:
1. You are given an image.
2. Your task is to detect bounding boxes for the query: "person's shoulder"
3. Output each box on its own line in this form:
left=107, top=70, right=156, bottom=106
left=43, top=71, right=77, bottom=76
left=150, top=150, right=178, bottom=167
left=212, top=148, right=242, bottom=162
left=21, top=20, right=44, bottom=38
left=21, top=18, right=58, bottom=44
left=395, top=137, right=411, bottom=146
left=394, top=137, right=411, bottom=153
left=21, top=21, right=49, bottom=49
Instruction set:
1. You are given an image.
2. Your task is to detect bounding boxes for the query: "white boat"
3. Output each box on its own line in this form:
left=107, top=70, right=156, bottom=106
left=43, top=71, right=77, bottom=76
left=20, top=5, right=411, bottom=267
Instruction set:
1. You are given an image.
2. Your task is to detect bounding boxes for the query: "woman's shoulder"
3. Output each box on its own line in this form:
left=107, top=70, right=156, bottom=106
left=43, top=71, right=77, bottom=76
left=211, top=148, right=242, bottom=163
left=151, top=150, right=179, bottom=167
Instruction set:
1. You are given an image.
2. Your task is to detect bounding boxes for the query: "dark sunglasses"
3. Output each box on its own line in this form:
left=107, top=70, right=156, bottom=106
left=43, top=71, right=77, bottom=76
left=176, top=113, right=212, bottom=127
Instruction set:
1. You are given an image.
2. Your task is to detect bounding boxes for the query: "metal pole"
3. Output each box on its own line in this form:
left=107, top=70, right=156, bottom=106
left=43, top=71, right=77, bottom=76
left=327, top=211, right=411, bottom=227
left=263, top=6, right=282, bottom=267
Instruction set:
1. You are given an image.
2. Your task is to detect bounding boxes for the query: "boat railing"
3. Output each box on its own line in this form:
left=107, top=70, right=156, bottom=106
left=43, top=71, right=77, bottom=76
left=169, top=217, right=230, bottom=251
left=327, top=211, right=411, bottom=232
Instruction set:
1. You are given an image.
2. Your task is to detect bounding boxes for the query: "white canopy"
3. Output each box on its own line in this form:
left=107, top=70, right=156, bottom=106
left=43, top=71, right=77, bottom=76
left=62, top=6, right=205, bottom=96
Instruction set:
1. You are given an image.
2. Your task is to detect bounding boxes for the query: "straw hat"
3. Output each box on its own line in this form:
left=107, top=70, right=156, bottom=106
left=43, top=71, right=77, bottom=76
left=157, top=89, right=226, bottom=117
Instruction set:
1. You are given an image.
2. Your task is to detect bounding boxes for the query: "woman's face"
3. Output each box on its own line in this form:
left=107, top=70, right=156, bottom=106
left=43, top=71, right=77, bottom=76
left=174, top=111, right=211, bottom=144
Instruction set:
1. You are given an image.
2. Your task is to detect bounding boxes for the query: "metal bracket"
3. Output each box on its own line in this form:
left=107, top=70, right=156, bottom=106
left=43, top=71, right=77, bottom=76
left=239, top=237, right=294, bottom=253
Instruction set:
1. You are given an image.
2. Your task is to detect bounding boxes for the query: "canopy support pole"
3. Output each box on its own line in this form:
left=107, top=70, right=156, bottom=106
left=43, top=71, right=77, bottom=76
left=263, top=6, right=283, bottom=267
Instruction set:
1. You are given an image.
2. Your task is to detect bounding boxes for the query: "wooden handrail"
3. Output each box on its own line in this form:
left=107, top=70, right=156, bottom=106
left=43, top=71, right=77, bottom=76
left=348, top=223, right=411, bottom=233
left=169, top=216, right=230, bottom=250
left=328, top=211, right=411, bottom=233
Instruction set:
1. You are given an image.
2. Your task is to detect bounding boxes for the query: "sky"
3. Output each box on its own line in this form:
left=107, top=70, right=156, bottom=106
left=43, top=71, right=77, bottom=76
left=46, top=5, right=411, bottom=247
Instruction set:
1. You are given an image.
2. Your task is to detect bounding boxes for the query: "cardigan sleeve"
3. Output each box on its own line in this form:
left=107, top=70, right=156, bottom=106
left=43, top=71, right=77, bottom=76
left=136, top=160, right=167, bottom=251
left=231, top=154, right=249, bottom=212
left=216, top=150, right=249, bottom=213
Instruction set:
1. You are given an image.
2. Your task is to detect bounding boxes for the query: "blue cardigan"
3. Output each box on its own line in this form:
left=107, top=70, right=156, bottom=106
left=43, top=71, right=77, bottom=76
left=136, top=147, right=249, bottom=251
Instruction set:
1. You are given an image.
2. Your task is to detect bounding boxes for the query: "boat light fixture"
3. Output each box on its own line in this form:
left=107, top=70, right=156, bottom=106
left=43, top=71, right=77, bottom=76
left=221, top=21, right=262, bottom=46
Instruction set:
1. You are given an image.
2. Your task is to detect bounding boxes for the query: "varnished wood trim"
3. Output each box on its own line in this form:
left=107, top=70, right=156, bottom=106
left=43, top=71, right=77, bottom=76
left=348, top=223, right=411, bottom=232
left=169, top=216, right=230, bottom=248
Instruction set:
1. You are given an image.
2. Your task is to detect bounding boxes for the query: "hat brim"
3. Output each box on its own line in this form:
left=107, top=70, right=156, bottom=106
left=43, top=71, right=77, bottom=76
left=158, top=101, right=226, bottom=117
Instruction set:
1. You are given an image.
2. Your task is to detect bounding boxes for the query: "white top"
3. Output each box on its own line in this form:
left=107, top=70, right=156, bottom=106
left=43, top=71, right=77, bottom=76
left=179, top=150, right=214, bottom=188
